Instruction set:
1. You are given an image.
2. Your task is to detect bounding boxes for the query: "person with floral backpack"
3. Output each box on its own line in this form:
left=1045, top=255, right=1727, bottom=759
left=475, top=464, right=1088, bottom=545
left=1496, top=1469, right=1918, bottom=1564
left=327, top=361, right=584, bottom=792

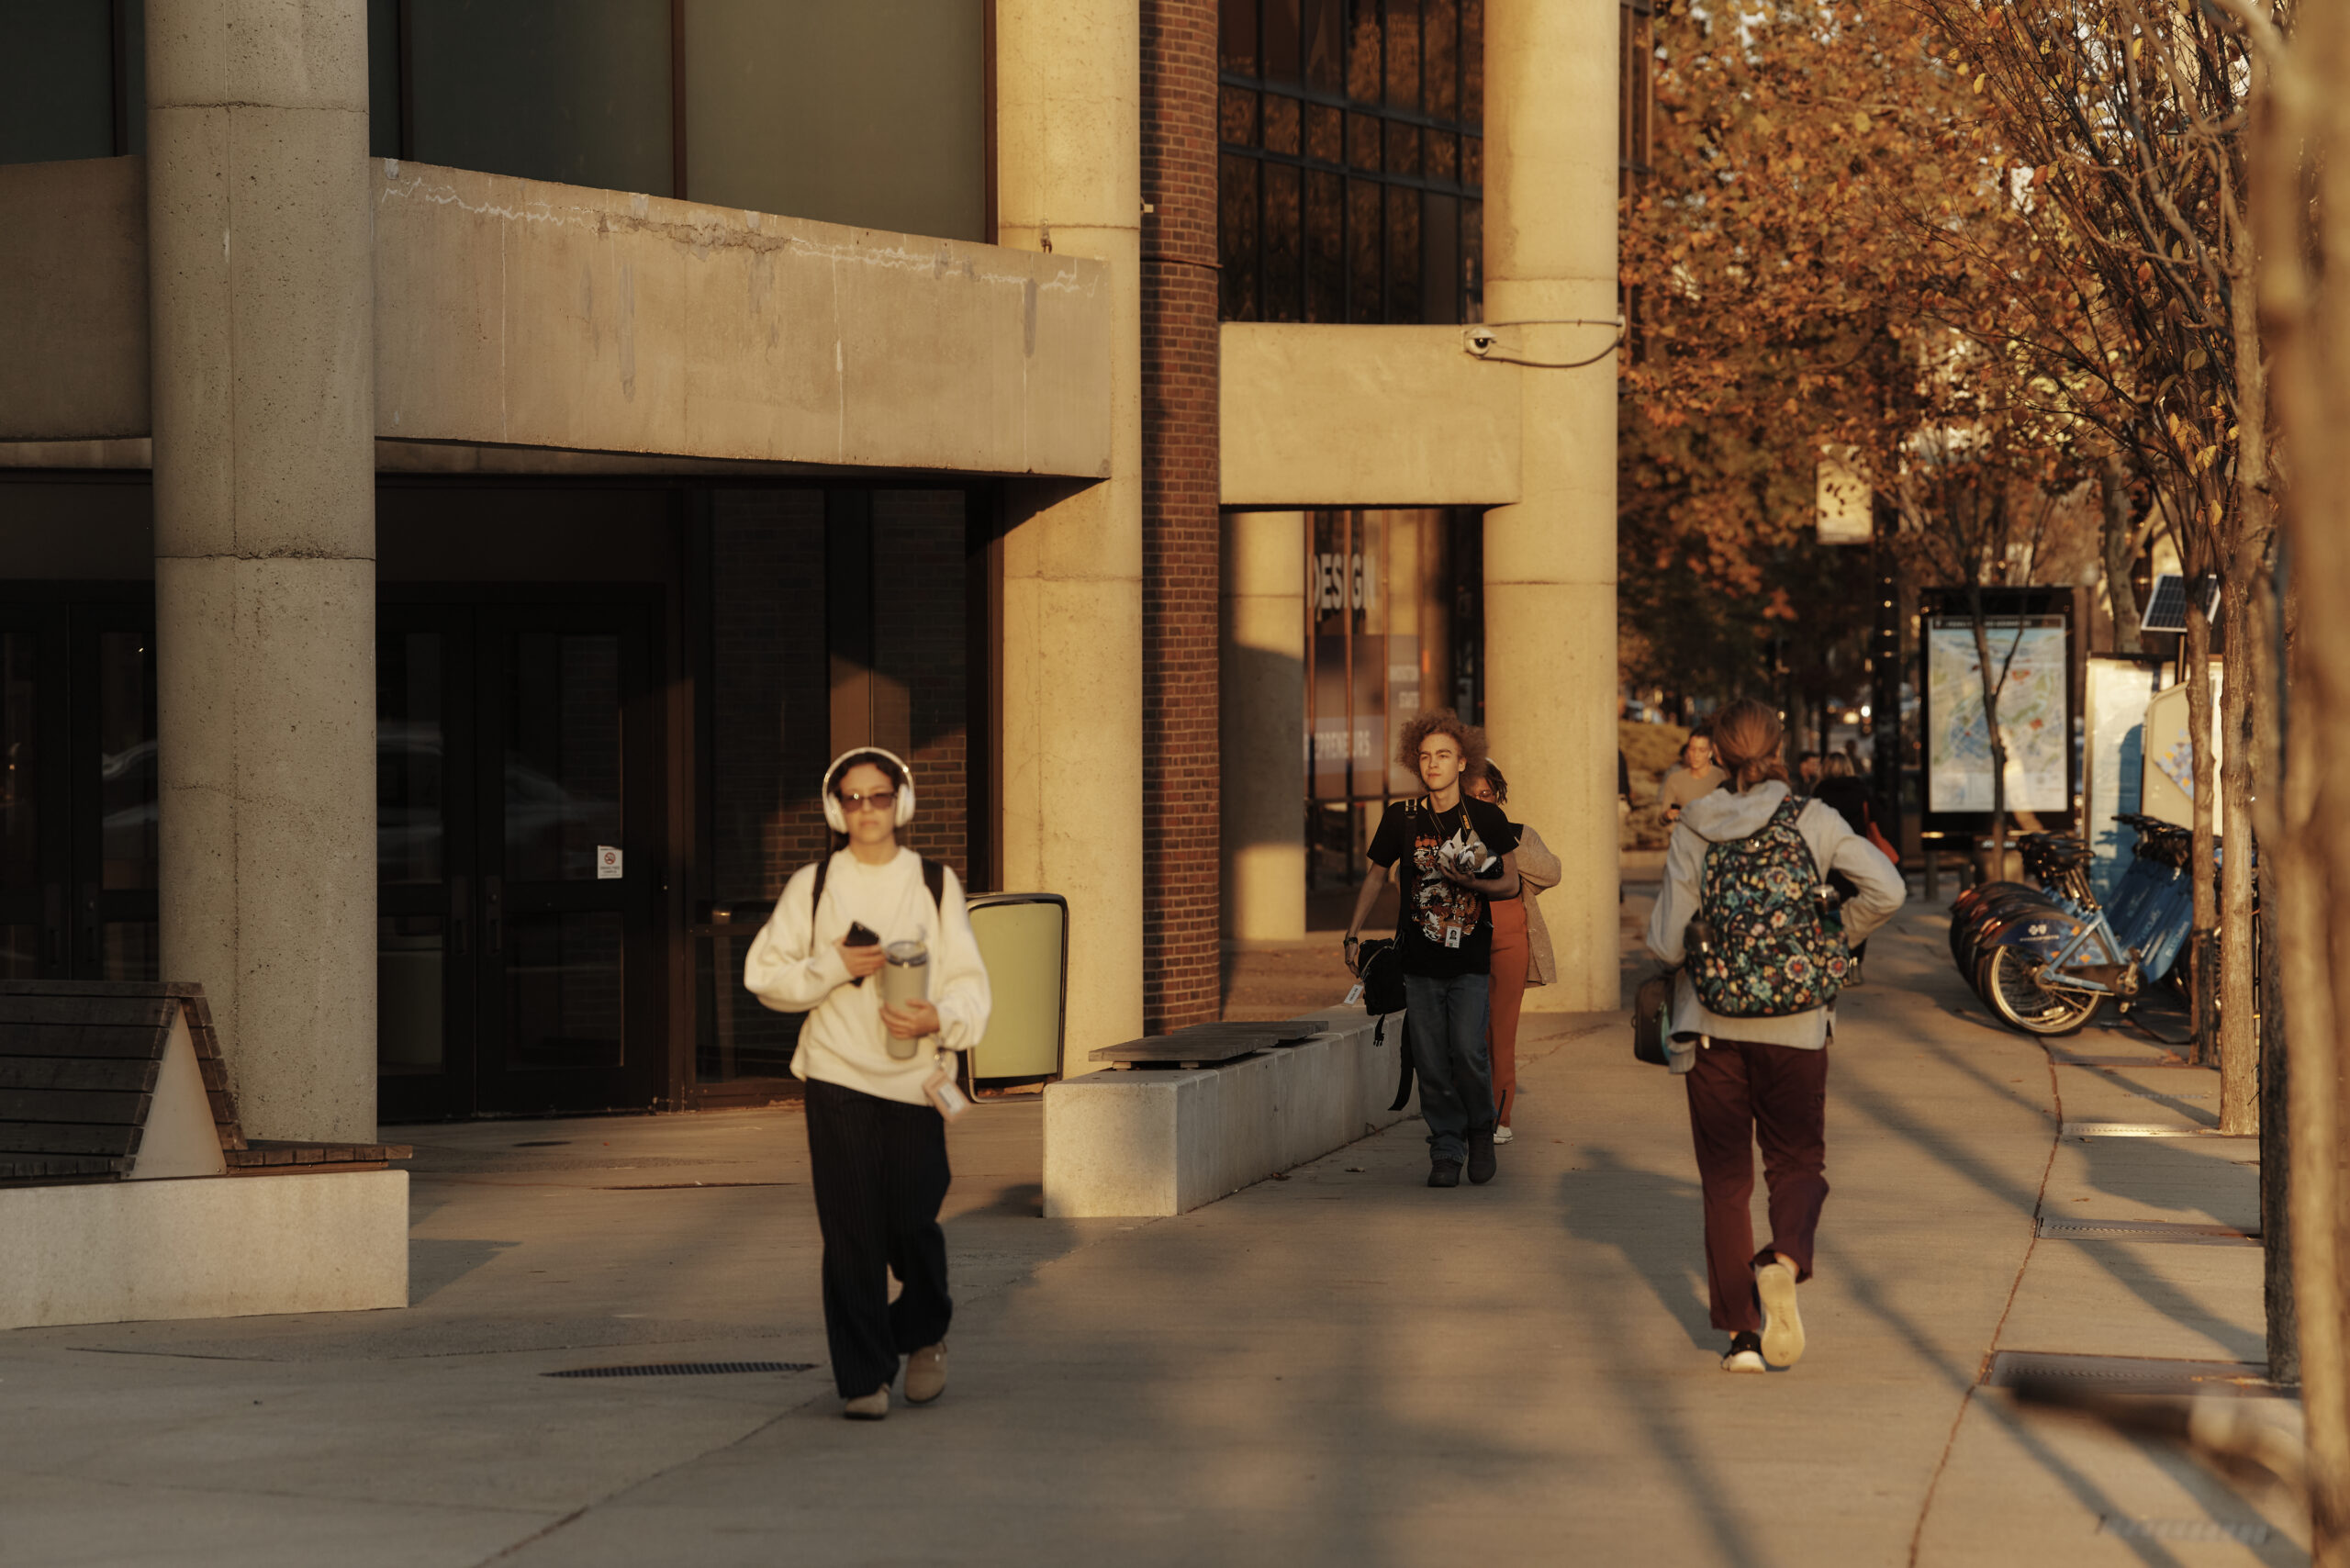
left=1644, top=699, right=1904, bottom=1374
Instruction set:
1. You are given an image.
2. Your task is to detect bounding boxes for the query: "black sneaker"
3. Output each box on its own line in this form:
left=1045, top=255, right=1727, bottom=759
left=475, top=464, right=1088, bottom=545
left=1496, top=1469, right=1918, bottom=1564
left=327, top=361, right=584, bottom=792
left=1466, top=1126, right=1498, bottom=1184
left=1427, top=1159, right=1462, bottom=1188
left=1721, top=1331, right=1766, bottom=1373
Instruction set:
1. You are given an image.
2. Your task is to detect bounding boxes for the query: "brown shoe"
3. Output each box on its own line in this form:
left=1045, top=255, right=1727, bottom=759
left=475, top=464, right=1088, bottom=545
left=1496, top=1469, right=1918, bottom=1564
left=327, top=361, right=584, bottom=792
left=843, top=1388, right=890, bottom=1420
left=905, top=1341, right=946, bottom=1405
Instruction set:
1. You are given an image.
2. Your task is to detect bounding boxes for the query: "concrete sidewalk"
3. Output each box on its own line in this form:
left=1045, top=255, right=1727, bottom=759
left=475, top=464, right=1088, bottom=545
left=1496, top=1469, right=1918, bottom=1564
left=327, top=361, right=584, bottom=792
left=0, top=900, right=2306, bottom=1567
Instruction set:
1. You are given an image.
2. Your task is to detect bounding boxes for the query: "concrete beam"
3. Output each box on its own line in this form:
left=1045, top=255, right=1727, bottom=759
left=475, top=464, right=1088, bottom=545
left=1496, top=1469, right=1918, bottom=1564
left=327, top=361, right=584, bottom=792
left=0, top=157, right=149, bottom=442
left=373, top=161, right=1113, bottom=478
left=1219, top=323, right=1520, bottom=507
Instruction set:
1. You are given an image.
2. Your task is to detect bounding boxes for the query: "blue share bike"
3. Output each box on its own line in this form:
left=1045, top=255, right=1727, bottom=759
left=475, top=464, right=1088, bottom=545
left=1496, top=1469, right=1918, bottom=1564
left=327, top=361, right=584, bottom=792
left=1947, top=815, right=2206, bottom=1036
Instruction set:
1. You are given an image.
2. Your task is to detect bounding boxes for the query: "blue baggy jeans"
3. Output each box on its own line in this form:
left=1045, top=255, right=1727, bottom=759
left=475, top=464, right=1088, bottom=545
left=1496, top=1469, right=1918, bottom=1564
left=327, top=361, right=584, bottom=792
left=1403, top=971, right=1496, bottom=1164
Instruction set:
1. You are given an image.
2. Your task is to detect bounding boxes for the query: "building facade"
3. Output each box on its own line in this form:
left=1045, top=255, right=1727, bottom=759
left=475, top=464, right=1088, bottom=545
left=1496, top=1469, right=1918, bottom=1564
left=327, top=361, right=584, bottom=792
left=0, top=0, right=1617, bottom=1135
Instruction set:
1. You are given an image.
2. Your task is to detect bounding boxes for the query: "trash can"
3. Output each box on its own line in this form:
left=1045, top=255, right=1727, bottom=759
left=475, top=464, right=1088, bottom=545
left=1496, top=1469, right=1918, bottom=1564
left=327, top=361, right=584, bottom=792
left=964, top=893, right=1068, bottom=1082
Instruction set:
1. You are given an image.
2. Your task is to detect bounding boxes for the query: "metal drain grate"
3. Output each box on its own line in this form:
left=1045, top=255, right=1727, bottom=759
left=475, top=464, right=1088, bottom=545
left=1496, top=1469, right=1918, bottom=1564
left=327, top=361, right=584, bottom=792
left=2101, top=1517, right=2271, bottom=1544
left=2037, top=1217, right=2258, bottom=1246
left=543, top=1361, right=816, bottom=1380
left=1985, top=1351, right=2281, bottom=1397
left=2059, top=1121, right=2224, bottom=1138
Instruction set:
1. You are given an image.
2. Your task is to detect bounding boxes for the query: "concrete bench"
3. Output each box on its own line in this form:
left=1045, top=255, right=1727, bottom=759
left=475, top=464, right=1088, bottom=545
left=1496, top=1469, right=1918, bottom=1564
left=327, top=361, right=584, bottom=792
left=1042, top=1008, right=1413, bottom=1218
left=0, top=981, right=411, bottom=1329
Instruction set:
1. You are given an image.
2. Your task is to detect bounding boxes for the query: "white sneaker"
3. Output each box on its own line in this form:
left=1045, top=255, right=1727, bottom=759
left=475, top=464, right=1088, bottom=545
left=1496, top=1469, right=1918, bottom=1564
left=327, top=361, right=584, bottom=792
left=1756, top=1260, right=1806, bottom=1367
left=1493, top=1125, right=1515, bottom=1145
left=1721, top=1332, right=1766, bottom=1372
left=843, top=1388, right=890, bottom=1420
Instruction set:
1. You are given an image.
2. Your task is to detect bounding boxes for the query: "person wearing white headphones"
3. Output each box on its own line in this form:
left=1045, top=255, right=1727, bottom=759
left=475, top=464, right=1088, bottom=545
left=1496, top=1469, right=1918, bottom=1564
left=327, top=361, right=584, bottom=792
left=743, top=748, right=991, bottom=1421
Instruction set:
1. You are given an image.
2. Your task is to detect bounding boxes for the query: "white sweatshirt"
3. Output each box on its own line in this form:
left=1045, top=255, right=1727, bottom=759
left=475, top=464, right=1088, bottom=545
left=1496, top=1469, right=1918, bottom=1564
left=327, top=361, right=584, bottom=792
left=742, top=847, right=992, bottom=1105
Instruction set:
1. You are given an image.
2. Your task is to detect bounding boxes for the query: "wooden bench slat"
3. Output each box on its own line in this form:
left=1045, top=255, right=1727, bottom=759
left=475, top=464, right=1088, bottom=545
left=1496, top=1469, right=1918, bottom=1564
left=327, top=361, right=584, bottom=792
left=0, top=1087, right=152, bottom=1125
left=0, top=1058, right=161, bottom=1093
left=0, top=1153, right=134, bottom=1182
left=0, top=1023, right=171, bottom=1058
left=0, top=997, right=177, bottom=1028
left=0, top=1122, right=141, bottom=1157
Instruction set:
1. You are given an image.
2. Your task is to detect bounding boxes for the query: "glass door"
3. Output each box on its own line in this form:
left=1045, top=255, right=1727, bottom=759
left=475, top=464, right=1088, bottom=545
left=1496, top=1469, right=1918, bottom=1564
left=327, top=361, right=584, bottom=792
left=378, top=599, right=661, bottom=1120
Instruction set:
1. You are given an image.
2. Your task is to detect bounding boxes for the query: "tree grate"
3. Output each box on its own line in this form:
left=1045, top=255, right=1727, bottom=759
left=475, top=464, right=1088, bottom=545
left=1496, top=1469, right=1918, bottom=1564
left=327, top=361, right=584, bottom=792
left=2100, top=1517, right=2270, bottom=1544
left=2037, top=1217, right=2257, bottom=1246
left=543, top=1361, right=816, bottom=1380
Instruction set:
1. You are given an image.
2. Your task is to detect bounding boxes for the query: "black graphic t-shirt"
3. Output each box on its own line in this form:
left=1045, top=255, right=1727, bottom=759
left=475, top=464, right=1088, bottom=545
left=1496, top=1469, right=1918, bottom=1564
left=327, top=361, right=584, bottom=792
left=1367, top=795, right=1521, bottom=980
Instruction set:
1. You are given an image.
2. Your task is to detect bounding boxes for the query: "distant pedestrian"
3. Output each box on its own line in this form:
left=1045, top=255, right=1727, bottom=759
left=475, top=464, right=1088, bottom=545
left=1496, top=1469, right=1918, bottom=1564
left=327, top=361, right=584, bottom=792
left=744, top=749, right=992, bottom=1420
left=1466, top=760, right=1560, bottom=1143
left=1644, top=700, right=1903, bottom=1373
left=1811, top=752, right=1880, bottom=982
left=1344, top=712, right=1520, bottom=1189
left=1796, top=751, right=1822, bottom=789
left=1656, top=731, right=1727, bottom=826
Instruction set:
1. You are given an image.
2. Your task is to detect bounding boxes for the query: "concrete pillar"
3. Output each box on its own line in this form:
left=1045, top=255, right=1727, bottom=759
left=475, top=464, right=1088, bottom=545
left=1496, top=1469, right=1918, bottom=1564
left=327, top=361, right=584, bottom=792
left=995, top=1, right=1146, bottom=1070
left=1221, top=511, right=1307, bottom=946
left=148, top=0, right=378, bottom=1138
left=1483, top=0, right=1620, bottom=1011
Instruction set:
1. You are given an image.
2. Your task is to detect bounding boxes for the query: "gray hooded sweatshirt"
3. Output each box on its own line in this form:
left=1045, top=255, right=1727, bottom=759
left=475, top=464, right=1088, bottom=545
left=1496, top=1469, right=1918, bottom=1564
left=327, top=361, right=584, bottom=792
left=1643, top=779, right=1907, bottom=1050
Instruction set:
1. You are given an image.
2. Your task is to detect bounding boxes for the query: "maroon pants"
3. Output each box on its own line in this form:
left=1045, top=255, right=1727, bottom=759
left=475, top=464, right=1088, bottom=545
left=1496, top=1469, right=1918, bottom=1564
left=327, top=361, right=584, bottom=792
left=1684, top=1039, right=1830, bottom=1334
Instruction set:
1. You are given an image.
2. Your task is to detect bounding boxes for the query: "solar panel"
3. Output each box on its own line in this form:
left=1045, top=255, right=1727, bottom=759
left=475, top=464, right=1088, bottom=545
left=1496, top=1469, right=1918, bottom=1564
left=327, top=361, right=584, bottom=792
left=2138, top=574, right=2218, bottom=633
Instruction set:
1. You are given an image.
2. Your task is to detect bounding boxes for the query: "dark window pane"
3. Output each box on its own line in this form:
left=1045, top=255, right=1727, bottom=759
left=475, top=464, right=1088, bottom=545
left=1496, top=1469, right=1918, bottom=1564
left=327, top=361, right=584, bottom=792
left=1348, top=177, right=1382, bottom=321
left=408, top=0, right=674, bottom=196
left=1307, top=170, right=1346, bottom=322
left=1263, top=93, right=1302, bottom=155
left=1385, top=0, right=1422, bottom=111
left=1385, top=183, right=1421, bottom=323
left=1462, top=0, right=1483, bottom=125
left=1304, top=0, right=1345, bottom=92
left=0, top=925, right=35, bottom=980
left=506, top=633, right=622, bottom=883
left=1420, top=189, right=1460, bottom=323
left=379, top=915, right=446, bottom=1075
left=1462, top=196, right=1483, bottom=321
left=1221, top=153, right=1263, bottom=321
left=1221, top=84, right=1260, bottom=147
left=1221, top=0, right=1260, bottom=75
left=712, top=488, right=828, bottom=902
left=1348, top=111, right=1382, bottom=171
left=0, top=0, right=113, bottom=164
left=368, top=0, right=402, bottom=159
left=1266, top=162, right=1304, bottom=322
left=1428, top=130, right=1459, bottom=184
left=101, top=922, right=157, bottom=983
left=1307, top=102, right=1343, bottom=163
left=507, top=910, right=624, bottom=1070
left=1385, top=119, right=1420, bottom=176
left=1426, top=0, right=1459, bottom=120
left=0, top=633, right=35, bottom=890
left=1464, top=131, right=1483, bottom=189
left=378, top=632, right=446, bottom=889
left=698, top=924, right=803, bottom=1081
left=1347, top=0, right=1382, bottom=101
left=97, top=633, right=155, bottom=892
left=1264, top=0, right=1302, bottom=81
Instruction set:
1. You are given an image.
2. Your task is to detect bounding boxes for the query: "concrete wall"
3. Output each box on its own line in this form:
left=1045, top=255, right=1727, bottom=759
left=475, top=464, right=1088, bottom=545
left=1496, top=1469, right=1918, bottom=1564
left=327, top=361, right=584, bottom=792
left=1219, top=323, right=1520, bottom=507
left=1222, top=510, right=1307, bottom=944
left=1042, top=1011, right=1410, bottom=1217
left=0, top=157, right=148, bottom=441
left=374, top=161, right=1112, bottom=477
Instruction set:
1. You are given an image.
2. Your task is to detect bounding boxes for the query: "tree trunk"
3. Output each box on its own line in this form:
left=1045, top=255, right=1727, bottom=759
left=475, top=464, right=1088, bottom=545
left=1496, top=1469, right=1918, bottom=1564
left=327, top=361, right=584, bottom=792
left=2182, top=589, right=2219, bottom=1068
left=2219, top=574, right=2261, bottom=1134
left=2253, top=544, right=2294, bottom=1378
left=2103, top=450, right=2143, bottom=655
left=1968, top=598, right=2010, bottom=879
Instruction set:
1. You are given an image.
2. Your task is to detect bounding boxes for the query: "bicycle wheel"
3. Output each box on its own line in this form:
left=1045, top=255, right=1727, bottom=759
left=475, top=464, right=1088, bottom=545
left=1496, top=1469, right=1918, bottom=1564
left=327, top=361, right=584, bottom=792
left=1981, top=945, right=2106, bottom=1036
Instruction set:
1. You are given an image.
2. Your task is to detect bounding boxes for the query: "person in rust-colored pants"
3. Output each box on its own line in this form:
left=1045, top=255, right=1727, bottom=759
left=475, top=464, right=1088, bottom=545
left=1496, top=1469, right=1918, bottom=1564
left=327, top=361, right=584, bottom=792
left=1484, top=893, right=1529, bottom=1128
left=1684, top=1037, right=1830, bottom=1333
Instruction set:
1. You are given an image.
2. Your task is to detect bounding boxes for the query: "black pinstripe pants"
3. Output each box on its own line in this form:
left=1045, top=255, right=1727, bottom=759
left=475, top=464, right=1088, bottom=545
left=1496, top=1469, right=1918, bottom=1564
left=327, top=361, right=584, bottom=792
left=803, top=1077, right=955, bottom=1398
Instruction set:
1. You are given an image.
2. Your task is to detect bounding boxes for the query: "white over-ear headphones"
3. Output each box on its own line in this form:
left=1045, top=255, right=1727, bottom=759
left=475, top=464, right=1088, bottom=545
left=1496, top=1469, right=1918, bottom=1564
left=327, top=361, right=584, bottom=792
left=822, top=747, right=917, bottom=834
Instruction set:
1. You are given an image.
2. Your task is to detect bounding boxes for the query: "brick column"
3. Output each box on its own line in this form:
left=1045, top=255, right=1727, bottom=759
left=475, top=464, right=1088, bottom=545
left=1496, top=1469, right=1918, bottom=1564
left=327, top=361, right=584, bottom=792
left=1141, top=0, right=1222, bottom=1031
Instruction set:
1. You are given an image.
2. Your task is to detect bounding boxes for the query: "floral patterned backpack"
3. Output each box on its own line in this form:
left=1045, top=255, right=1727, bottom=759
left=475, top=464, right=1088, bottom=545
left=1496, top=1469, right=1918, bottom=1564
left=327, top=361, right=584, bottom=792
left=1687, top=797, right=1849, bottom=1017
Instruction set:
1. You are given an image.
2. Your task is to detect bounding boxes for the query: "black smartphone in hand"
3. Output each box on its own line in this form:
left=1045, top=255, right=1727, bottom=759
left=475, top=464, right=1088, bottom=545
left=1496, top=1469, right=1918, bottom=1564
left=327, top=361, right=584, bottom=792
left=843, top=922, right=879, bottom=985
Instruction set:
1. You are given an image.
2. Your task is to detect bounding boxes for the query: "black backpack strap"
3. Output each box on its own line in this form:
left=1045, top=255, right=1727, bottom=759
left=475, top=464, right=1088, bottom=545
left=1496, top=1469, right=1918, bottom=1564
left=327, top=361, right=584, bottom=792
left=921, top=855, right=946, bottom=918
left=807, top=854, right=831, bottom=953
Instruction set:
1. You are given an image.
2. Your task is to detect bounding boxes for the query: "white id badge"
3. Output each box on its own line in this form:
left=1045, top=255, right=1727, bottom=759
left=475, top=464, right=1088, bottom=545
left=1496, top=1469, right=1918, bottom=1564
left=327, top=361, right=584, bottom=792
left=1444, top=925, right=1463, bottom=949
left=925, top=1066, right=971, bottom=1121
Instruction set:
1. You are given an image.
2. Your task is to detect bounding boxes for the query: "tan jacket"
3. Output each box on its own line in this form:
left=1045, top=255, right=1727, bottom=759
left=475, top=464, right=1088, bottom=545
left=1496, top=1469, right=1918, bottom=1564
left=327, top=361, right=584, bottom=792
left=1514, top=823, right=1562, bottom=987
